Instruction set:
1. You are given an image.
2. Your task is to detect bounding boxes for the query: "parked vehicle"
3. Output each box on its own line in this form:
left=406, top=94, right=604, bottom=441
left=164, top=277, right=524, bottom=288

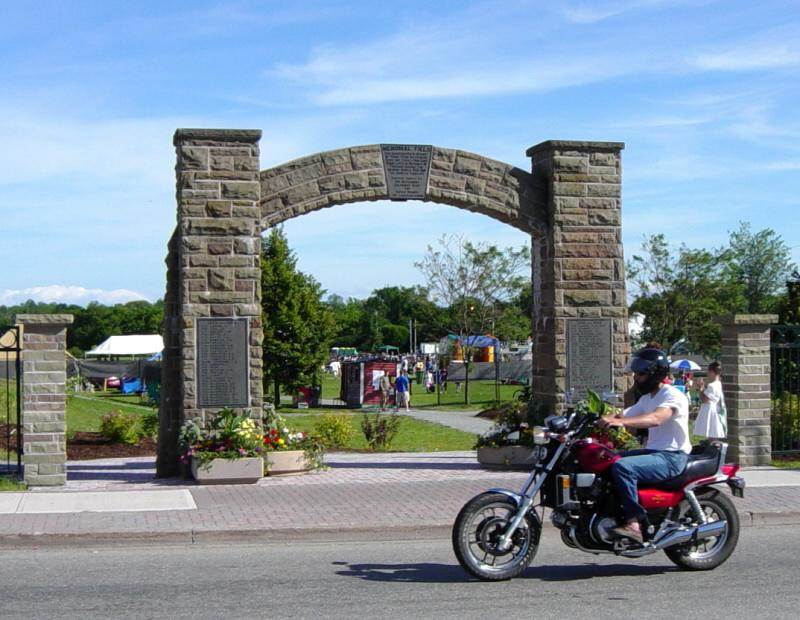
left=452, top=408, right=745, bottom=581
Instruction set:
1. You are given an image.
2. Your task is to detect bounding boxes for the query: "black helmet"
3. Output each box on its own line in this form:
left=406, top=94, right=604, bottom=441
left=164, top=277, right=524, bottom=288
left=630, top=348, right=670, bottom=392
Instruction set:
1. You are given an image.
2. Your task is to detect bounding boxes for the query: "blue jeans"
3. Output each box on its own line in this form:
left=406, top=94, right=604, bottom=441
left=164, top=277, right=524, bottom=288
left=611, top=449, right=689, bottom=521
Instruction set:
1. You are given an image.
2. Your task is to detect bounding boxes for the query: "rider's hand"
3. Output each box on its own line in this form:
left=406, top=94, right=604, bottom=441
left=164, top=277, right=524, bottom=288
left=599, top=415, right=624, bottom=429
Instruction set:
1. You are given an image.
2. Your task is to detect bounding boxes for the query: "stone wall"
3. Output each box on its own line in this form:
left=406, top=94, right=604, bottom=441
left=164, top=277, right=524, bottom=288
left=260, top=146, right=546, bottom=236
left=527, top=141, right=628, bottom=407
left=720, top=314, right=777, bottom=466
left=157, top=129, right=263, bottom=478
left=16, top=314, right=73, bottom=486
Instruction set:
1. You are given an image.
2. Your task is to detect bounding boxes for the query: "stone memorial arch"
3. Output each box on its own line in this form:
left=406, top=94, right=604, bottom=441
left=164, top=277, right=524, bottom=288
left=157, top=128, right=629, bottom=477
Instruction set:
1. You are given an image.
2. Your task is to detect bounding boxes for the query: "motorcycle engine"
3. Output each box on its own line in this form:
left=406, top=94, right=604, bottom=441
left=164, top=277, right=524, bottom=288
left=590, top=515, right=618, bottom=544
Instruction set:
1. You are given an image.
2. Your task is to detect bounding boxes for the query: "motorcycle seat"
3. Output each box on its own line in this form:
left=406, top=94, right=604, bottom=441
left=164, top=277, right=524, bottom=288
left=650, top=443, right=722, bottom=491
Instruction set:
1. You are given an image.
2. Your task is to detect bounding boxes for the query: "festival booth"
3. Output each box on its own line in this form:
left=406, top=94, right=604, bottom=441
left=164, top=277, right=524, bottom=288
left=340, top=358, right=400, bottom=407
left=83, top=335, right=163, bottom=393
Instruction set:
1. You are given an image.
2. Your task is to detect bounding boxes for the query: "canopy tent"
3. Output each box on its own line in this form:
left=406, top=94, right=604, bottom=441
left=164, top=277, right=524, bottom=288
left=376, top=345, right=399, bottom=352
left=86, top=335, right=164, bottom=357
left=460, top=335, right=500, bottom=350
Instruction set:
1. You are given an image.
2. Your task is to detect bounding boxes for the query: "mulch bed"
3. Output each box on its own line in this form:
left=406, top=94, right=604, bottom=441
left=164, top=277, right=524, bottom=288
left=1, top=424, right=156, bottom=460
left=67, top=433, right=156, bottom=460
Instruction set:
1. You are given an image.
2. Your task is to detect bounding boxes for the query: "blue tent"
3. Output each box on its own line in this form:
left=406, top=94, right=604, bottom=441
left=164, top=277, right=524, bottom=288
left=460, top=335, right=500, bottom=350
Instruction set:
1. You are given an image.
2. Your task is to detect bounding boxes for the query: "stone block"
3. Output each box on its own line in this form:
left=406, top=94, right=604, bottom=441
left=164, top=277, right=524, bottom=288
left=221, top=181, right=259, bottom=201
left=181, top=146, right=209, bottom=170
left=564, top=290, right=612, bottom=306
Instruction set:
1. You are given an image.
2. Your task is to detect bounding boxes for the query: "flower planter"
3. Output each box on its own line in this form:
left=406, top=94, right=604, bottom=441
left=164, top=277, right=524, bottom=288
left=477, top=446, right=538, bottom=470
left=265, top=449, right=310, bottom=475
left=191, top=456, right=264, bottom=485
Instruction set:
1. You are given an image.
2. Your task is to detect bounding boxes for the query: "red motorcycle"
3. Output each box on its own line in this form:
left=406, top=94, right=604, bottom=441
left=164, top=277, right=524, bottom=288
left=453, top=409, right=745, bottom=581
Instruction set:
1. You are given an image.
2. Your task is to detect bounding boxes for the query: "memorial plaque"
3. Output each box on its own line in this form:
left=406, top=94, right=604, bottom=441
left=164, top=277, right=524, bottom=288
left=196, top=318, right=249, bottom=408
left=381, top=144, right=432, bottom=200
left=566, top=318, right=613, bottom=400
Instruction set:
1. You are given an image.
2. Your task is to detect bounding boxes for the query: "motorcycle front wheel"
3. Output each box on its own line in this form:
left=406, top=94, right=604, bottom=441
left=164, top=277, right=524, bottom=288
left=452, top=492, right=541, bottom=581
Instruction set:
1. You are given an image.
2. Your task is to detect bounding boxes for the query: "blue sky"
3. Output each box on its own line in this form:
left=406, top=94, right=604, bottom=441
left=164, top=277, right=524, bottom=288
left=1, top=0, right=798, bottom=305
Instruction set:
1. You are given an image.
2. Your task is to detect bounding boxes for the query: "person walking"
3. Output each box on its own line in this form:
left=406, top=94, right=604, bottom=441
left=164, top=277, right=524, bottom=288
left=394, top=370, right=411, bottom=412
left=695, top=361, right=726, bottom=439
left=379, top=373, right=391, bottom=411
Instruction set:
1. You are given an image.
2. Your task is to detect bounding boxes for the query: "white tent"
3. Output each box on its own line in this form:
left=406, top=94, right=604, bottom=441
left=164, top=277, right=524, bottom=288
left=86, top=335, right=163, bottom=357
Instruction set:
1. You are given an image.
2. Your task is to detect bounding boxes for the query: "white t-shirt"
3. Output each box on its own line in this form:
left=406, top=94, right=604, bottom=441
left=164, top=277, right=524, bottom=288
left=623, top=385, right=691, bottom=453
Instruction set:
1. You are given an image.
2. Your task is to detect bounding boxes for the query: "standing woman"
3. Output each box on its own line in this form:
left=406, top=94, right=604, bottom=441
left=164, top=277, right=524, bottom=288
left=695, top=361, right=727, bottom=439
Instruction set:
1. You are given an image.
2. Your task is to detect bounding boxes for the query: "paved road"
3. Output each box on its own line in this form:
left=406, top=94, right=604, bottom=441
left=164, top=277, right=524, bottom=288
left=1, top=525, right=798, bottom=619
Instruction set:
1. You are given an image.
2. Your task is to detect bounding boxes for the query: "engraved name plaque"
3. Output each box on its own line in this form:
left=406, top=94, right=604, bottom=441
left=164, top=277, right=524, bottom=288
left=197, top=317, right=249, bottom=408
left=381, top=144, right=432, bottom=200
left=566, top=318, right=614, bottom=401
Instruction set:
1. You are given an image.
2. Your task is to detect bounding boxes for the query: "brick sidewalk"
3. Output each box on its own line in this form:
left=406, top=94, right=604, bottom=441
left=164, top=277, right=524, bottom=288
left=1, top=452, right=799, bottom=544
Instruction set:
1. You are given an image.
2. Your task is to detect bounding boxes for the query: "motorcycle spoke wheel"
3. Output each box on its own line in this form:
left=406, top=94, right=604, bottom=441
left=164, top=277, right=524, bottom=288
left=664, top=490, right=740, bottom=571
left=453, top=493, right=540, bottom=581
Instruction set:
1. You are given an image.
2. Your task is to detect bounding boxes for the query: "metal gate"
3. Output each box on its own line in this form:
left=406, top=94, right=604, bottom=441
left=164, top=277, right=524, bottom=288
left=0, top=325, right=22, bottom=477
left=771, top=325, right=800, bottom=455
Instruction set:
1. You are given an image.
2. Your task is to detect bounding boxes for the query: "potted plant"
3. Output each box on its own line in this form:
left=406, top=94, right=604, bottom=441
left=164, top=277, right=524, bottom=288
left=261, top=408, right=325, bottom=475
left=180, top=408, right=265, bottom=484
left=475, top=400, right=541, bottom=469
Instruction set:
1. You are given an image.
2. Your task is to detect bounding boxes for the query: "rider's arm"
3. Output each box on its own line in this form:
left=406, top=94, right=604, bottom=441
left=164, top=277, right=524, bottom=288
left=620, top=406, right=673, bottom=429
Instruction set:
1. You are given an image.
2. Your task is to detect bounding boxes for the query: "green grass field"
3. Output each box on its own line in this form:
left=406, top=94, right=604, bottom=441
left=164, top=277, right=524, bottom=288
left=284, top=411, right=477, bottom=451
left=66, top=393, right=153, bottom=434
left=1, top=378, right=19, bottom=424
left=316, top=373, right=520, bottom=410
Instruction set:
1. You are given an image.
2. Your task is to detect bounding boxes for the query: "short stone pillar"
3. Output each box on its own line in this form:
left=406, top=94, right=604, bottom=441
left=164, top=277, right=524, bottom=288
left=157, top=129, right=264, bottom=478
left=16, top=314, right=73, bottom=486
left=527, top=141, right=628, bottom=409
left=719, top=314, right=778, bottom=466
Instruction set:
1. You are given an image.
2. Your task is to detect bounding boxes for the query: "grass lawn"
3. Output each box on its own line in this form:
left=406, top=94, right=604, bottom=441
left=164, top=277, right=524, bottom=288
left=772, top=458, right=800, bottom=469
left=0, top=476, right=26, bottom=492
left=1, top=378, right=19, bottom=424
left=67, top=393, right=153, bottom=434
left=318, top=373, right=520, bottom=410
left=284, top=411, right=477, bottom=451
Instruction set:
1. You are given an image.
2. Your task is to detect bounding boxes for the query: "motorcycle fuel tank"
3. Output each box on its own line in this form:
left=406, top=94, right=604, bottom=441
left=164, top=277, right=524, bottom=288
left=573, top=439, right=620, bottom=474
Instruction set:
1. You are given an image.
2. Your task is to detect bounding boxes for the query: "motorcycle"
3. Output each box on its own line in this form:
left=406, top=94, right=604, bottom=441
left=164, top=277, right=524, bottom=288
left=452, top=408, right=746, bottom=581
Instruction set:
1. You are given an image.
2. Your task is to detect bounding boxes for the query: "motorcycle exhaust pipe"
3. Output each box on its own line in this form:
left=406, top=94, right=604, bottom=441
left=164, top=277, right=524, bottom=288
left=655, top=520, right=727, bottom=550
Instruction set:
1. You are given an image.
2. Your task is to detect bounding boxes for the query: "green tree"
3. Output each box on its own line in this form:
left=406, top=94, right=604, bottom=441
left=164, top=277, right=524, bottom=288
left=416, top=234, right=530, bottom=402
left=726, top=222, right=796, bottom=313
left=261, top=228, right=335, bottom=406
left=627, top=234, right=739, bottom=357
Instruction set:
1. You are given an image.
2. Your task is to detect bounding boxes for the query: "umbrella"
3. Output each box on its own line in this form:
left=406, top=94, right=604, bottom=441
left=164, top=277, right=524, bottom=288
left=670, top=359, right=701, bottom=371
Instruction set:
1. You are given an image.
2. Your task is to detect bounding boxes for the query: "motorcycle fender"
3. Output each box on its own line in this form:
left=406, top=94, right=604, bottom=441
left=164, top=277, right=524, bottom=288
left=486, top=488, right=542, bottom=545
left=487, top=488, right=524, bottom=507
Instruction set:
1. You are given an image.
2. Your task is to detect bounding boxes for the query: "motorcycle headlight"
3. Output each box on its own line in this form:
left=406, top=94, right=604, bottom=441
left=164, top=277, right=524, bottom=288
left=532, top=426, right=549, bottom=445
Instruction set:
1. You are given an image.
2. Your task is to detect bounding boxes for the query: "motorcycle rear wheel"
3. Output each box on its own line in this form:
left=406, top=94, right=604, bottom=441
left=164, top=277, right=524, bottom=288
left=452, top=492, right=541, bottom=581
left=664, top=489, right=740, bottom=571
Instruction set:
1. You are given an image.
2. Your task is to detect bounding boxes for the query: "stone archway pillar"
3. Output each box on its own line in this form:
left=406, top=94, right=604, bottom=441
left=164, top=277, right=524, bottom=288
left=719, top=314, right=777, bottom=466
left=157, top=129, right=263, bottom=477
left=16, top=314, right=73, bottom=486
left=527, top=141, right=628, bottom=410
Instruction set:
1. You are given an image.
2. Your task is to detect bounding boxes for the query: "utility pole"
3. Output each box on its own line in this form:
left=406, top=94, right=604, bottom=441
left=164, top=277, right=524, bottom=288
left=408, top=318, right=413, bottom=354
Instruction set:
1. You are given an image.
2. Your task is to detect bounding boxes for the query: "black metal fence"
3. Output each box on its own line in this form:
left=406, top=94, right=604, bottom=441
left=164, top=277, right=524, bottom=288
left=1, top=325, right=22, bottom=477
left=771, top=325, right=800, bottom=455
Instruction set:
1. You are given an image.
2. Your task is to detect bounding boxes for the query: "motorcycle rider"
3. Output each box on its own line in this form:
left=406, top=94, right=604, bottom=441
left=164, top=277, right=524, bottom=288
left=599, top=348, right=691, bottom=543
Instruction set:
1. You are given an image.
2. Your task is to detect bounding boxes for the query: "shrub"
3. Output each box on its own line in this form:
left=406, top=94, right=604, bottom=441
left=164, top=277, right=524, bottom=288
left=100, top=411, right=140, bottom=445
left=313, top=413, right=354, bottom=448
left=361, top=413, right=402, bottom=451
left=139, top=410, right=159, bottom=439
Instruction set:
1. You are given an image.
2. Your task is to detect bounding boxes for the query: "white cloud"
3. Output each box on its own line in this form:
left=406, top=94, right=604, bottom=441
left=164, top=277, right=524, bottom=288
left=560, top=0, right=684, bottom=24
left=269, top=8, right=644, bottom=106
left=690, top=25, right=800, bottom=71
left=0, top=285, right=151, bottom=306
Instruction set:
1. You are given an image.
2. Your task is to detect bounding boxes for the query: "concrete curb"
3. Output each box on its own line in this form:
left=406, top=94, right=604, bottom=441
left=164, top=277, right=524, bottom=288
left=1, top=511, right=798, bottom=548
